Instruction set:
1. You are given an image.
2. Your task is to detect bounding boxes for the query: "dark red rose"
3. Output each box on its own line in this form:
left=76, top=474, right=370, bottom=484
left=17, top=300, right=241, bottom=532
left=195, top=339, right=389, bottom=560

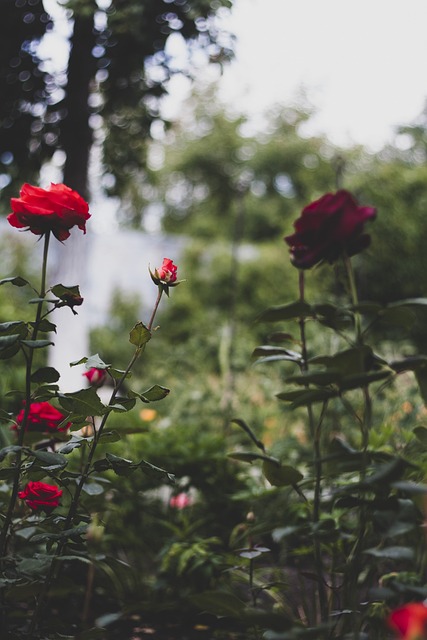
left=8, top=183, right=90, bottom=241
left=18, top=481, right=62, bottom=512
left=284, top=190, right=376, bottom=269
left=14, top=401, right=71, bottom=433
left=83, top=367, right=107, bottom=388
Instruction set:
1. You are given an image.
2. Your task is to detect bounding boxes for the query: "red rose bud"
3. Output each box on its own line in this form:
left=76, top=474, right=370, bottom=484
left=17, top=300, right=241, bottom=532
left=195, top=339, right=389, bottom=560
left=83, top=367, right=107, bottom=388
left=8, top=182, right=90, bottom=241
left=285, top=190, right=376, bottom=269
left=388, top=602, right=427, bottom=639
left=156, top=258, right=178, bottom=283
left=13, top=401, right=71, bottom=433
left=150, top=258, right=180, bottom=293
left=18, top=481, right=62, bottom=512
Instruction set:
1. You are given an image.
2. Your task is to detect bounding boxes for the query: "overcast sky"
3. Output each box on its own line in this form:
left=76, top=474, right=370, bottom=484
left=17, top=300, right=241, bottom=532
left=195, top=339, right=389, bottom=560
left=210, top=0, right=427, bottom=150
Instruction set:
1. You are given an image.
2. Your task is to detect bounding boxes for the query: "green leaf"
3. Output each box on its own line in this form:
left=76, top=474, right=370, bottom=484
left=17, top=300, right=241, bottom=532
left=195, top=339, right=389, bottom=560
left=257, top=301, right=312, bottom=323
left=0, top=445, right=22, bottom=462
left=277, top=388, right=337, bottom=407
left=262, top=460, right=303, bottom=486
left=391, top=355, right=427, bottom=373
left=0, top=321, right=28, bottom=336
left=58, top=440, right=84, bottom=454
left=51, top=283, right=81, bottom=298
left=109, top=400, right=137, bottom=413
left=228, top=452, right=278, bottom=464
left=378, top=305, right=416, bottom=329
left=130, top=385, right=170, bottom=403
left=285, top=370, right=341, bottom=386
left=0, top=334, right=21, bottom=349
left=364, top=546, right=414, bottom=560
left=21, top=339, right=54, bottom=349
left=138, top=459, right=175, bottom=483
left=252, top=346, right=302, bottom=362
left=191, top=590, right=246, bottom=617
left=31, top=367, right=60, bottom=383
left=129, top=322, right=151, bottom=347
left=142, top=384, right=170, bottom=401
left=58, top=387, right=107, bottom=418
left=30, top=319, right=56, bottom=333
left=415, top=366, right=427, bottom=406
left=413, top=426, right=427, bottom=447
left=29, top=449, right=68, bottom=471
left=82, top=482, right=105, bottom=496
left=0, top=276, right=29, bottom=287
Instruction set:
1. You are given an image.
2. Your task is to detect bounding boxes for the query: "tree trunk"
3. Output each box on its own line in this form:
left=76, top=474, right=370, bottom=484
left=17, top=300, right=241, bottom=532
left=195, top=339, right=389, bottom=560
left=61, top=8, right=97, bottom=200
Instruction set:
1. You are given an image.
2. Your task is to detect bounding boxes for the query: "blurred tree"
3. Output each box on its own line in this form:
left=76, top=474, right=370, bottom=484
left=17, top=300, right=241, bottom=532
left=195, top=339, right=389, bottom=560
left=0, top=0, right=234, bottom=203
left=149, top=90, right=339, bottom=241
left=0, top=0, right=56, bottom=201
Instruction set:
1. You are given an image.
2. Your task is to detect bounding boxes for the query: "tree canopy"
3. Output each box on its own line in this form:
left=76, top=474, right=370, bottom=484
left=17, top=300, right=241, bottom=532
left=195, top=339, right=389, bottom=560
left=0, top=0, right=234, bottom=202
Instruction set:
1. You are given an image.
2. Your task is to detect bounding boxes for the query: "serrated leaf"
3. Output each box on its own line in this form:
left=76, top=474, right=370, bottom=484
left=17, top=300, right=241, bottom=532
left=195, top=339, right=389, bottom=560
left=51, top=283, right=81, bottom=298
left=58, top=387, right=107, bottom=417
left=131, top=385, right=170, bottom=403
left=30, top=319, right=56, bottom=333
left=129, top=322, right=151, bottom=347
left=29, top=449, right=68, bottom=470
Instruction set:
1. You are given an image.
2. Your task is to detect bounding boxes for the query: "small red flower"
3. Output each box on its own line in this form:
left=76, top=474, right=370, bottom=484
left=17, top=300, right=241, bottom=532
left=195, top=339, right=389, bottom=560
left=18, top=481, right=62, bottom=512
left=285, top=190, right=376, bottom=269
left=156, top=258, right=178, bottom=284
left=8, top=182, right=90, bottom=241
left=13, top=401, right=71, bottom=434
left=83, top=367, right=107, bottom=388
left=388, top=602, right=427, bottom=639
left=169, top=493, right=193, bottom=509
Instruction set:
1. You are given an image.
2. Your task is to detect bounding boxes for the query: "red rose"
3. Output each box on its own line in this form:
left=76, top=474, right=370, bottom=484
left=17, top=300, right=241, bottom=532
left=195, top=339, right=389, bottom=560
left=83, top=367, right=107, bottom=387
left=18, top=481, right=62, bottom=512
left=388, top=602, right=427, bottom=639
left=156, top=258, right=178, bottom=284
left=284, top=190, right=376, bottom=269
left=8, top=182, right=90, bottom=241
left=14, top=401, right=71, bottom=433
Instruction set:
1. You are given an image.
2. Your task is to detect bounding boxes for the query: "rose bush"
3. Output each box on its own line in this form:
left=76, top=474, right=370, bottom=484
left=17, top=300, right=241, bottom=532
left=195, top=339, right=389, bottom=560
left=18, top=481, right=62, bottom=512
left=7, top=182, right=91, bottom=241
left=13, top=401, right=71, bottom=433
left=284, top=189, right=376, bottom=268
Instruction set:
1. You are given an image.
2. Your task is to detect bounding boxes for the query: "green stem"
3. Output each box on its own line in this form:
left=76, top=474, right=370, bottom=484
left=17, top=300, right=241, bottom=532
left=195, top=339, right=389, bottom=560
left=28, top=288, right=164, bottom=636
left=344, top=254, right=361, bottom=345
left=298, top=271, right=328, bottom=624
left=0, top=232, right=51, bottom=559
left=342, top=254, right=372, bottom=638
